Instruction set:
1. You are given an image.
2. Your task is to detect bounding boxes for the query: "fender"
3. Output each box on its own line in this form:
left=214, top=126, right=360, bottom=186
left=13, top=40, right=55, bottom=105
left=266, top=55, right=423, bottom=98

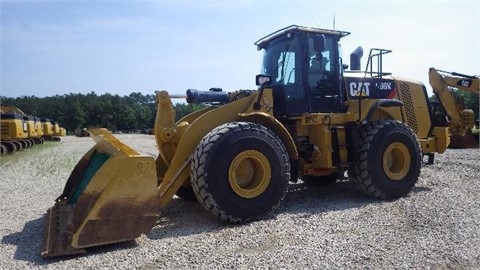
left=363, top=99, right=404, bottom=123
left=240, top=112, right=298, bottom=161
left=156, top=91, right=259, bottom=207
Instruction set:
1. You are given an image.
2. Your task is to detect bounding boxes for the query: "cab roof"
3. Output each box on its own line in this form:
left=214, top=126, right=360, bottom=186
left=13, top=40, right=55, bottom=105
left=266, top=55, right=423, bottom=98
left=255, top=25, right=350, bottom=49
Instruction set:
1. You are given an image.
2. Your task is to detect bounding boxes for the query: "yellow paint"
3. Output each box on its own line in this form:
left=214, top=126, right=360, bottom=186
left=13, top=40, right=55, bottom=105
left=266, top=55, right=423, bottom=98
left=228, top=150, right=271, bottom=198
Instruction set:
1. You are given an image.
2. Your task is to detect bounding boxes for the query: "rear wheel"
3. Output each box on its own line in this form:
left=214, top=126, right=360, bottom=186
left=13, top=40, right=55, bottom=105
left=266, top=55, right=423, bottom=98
left=190, top=122, right=290, bottom=223
left=352, top=120, right=421, bottom=199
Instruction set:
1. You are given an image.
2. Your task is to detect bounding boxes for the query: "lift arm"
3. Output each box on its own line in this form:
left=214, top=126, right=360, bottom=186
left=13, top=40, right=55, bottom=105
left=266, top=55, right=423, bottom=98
left=428, top=67, right=479, bottom=135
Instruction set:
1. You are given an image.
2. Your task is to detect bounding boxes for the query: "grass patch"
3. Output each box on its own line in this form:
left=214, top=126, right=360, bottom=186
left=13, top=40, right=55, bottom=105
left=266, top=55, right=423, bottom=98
left=0, top=142, right=59, bottom=166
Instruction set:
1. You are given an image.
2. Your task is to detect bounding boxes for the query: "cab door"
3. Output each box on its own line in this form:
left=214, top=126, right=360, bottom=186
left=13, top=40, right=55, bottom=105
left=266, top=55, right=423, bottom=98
left=261, top=34, right=307, bottom=116
left=305, top=34, right=342, bottom=113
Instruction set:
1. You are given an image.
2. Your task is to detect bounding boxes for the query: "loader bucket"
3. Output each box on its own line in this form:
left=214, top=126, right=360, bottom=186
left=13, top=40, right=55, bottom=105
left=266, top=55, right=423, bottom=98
left=448, top=129, right=479, bottom=149
left=41, top=128, right=160, bottom=257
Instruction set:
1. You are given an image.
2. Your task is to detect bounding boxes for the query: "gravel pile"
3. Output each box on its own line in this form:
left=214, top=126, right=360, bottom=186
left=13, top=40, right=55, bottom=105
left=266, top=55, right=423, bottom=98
left=1, top=135, right=479, bottom=269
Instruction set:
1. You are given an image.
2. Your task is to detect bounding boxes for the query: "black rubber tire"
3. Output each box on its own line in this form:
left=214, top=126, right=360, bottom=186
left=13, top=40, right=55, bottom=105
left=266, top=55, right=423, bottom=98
left=3, top=141, right=17, bottom=153
left=18, top=140, right=28, bottom=149
left=0, top=145, right=6, bottom=155
left=352, top=120, right=421, bottom=199
left=24, top=139, right=33, bottom=148
left=27, top=138, right=35, bottom=147
left=289, top=160, right=299, bottom=183
left=190, top=122, right=290, bottom=223
left=12, top=141, right=22, bottom=151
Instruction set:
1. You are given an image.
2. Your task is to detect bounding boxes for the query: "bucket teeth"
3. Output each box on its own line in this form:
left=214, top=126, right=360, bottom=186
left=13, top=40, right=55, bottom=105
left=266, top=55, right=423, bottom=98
left=41, top=205, right=85, bottom=258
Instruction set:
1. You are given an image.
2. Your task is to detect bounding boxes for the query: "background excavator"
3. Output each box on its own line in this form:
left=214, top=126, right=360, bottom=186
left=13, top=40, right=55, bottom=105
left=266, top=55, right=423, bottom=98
left=428, top=68, right=479, bottom=148
left=1, top=105, right=66, bottom=154
left=0, top=105, right=68, bottom=154
left=0, top=105, right=33, bottom=154
left=41, top=25, right=473, bottom=257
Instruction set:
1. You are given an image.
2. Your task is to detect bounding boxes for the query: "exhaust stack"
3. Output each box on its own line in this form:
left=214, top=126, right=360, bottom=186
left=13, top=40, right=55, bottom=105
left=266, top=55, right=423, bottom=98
left=350, top=46, right=364, bottom=71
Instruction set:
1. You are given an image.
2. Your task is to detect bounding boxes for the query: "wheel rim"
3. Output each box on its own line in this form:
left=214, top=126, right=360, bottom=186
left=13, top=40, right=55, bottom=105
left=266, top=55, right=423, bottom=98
left=383, top=142, right=411, bottom=181
left=228, top=150, right=271, bottom=198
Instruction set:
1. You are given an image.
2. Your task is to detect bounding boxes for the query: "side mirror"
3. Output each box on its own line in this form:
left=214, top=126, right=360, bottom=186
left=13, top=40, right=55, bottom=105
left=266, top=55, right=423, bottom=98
left=256, top=74, right=272, bottom=86
left=313, top=34, right=326, bottom=52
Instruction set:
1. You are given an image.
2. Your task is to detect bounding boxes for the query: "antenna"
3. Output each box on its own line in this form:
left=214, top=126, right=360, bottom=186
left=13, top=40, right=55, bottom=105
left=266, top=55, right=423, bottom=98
left=333, top=11, right=336, bottom=30
left=310, top=13, right=319, bottom=27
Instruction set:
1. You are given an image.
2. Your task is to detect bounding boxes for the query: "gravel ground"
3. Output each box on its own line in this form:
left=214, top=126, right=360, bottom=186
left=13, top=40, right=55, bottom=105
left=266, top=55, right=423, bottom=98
left=0, top=135, right=479, bottom=269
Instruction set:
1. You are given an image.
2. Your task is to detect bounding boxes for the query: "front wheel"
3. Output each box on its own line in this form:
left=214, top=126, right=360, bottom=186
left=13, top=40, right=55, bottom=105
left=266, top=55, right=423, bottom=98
left=352, top=120, right=421, bottom=199
left=190, top=122, right=290, bottom=223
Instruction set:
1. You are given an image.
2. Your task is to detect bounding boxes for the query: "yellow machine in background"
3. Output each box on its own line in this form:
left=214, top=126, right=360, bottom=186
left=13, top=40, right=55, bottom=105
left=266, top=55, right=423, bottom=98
left=1, top=105, right=65, bottom=154
left=428, top=68, right=479, bottom=148
left=42, top=25, right=460, bottom=257
left=1, top=105, right=32, bottom=154
left=41, top=118, right=63, bottom=142
left=25, top=115, right=45, bottom=145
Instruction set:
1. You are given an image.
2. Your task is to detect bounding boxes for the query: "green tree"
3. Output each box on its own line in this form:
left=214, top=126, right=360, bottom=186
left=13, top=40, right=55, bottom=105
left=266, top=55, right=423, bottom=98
left=173, top=103, right=206, bottom=121
left=452, top=88, right=479, bottom=121
left=1, top=92, right=207, bottom=133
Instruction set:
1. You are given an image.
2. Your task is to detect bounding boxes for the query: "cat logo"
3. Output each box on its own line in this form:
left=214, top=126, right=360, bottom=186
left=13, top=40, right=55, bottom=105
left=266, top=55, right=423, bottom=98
left=349, top=82, right=370, bottom=96
left=457, top=79, right=472, bottom=88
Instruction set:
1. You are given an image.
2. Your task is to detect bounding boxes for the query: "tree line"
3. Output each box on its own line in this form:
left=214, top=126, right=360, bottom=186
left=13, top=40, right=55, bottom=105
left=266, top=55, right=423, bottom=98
left=1, top=92, right=205, bottom=133
left=1, top=89, right=477, bottom=134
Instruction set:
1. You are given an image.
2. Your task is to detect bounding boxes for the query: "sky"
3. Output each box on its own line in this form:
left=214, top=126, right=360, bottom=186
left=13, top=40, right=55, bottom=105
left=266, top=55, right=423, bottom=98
left=1, top=0, right=479, bottom=98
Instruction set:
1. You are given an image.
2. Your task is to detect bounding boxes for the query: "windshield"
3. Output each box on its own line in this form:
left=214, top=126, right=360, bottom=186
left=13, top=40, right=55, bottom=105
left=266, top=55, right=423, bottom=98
left=260, top=35, right=301, bottom=85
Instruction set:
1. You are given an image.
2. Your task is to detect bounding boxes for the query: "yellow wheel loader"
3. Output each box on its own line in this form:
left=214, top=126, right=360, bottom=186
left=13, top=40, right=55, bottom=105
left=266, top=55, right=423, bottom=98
left=41, top=25, right=454, bottom=257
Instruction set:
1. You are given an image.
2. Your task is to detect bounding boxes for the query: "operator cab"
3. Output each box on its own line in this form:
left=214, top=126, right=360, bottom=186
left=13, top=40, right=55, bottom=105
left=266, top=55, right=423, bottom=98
left=255, top=25, right=350, bottom=116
